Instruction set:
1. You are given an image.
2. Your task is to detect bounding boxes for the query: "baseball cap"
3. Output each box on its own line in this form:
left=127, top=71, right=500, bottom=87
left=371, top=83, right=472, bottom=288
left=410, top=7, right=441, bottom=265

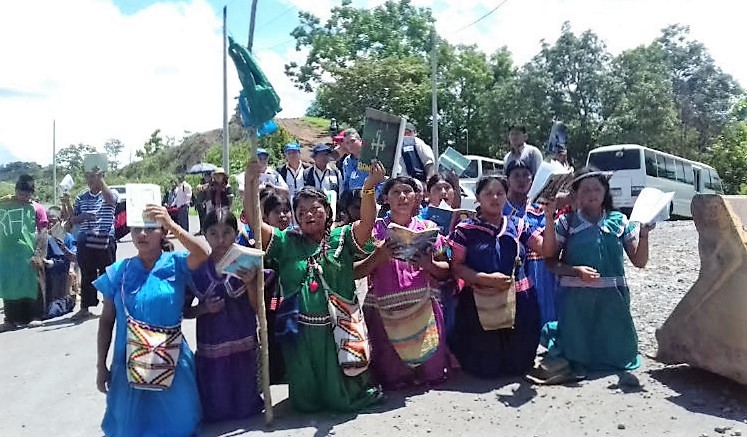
left=405, top=122, right=417, bottom=133
left=284, top=143, right=301, bottom=152
left=312, top=143, right=333, bottom=155
left=257, top=148, right=269, bottom=157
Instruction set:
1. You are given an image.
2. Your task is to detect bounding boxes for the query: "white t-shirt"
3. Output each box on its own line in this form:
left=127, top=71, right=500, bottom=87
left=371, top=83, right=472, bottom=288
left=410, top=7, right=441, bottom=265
left=259, top=168, right=288, bottom=190
left=311, top=166, right=342, bottom=195
left=280, top=164, right=306, bottom=199
left=503, top=144, right=544, bottom=176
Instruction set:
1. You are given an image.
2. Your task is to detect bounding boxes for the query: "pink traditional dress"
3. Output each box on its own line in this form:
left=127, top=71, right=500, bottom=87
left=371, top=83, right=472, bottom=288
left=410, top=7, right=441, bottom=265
left=363, top=216, right=449, bottom=389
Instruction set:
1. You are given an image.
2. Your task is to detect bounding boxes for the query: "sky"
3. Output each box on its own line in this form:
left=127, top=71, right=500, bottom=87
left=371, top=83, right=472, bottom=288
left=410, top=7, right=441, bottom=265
left=0, top=0, right=744, bottom=166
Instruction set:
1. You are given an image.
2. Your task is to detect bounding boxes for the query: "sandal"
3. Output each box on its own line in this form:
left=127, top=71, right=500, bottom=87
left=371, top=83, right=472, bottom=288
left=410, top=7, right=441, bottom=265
left=526, top=357, right=581, bottom=385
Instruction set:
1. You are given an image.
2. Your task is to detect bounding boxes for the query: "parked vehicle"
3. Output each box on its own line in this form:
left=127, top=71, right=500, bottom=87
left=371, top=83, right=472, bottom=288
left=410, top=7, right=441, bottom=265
left=586, top=144, right=724, bottom=218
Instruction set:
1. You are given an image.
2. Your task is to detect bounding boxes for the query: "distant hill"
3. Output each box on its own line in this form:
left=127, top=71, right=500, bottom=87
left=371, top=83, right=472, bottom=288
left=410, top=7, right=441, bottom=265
left=116, top=117, right=333, bottom=179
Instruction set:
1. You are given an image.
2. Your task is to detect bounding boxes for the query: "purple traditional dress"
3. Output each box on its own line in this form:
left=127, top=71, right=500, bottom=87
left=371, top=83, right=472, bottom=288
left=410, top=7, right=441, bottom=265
left=188, top=259, right=263, bottom=423
left=363, top=216, right=449, bottom=389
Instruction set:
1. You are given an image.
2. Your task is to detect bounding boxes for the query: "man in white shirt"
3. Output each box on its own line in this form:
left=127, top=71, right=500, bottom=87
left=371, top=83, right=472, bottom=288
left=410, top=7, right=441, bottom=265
left=172, top=175, right=192, bottom=231
left=304, top=143, right=342, bottom=195
left=398, top=122, right=436, bottom=183
left=257, top=148, right=289, bottom=195
left=276, top=142, right=309, bottom=199
left=503, top=125, right=544, bottom=176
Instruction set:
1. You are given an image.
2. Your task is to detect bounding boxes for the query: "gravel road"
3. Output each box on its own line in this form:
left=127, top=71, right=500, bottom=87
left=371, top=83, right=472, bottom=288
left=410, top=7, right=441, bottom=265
left=1, top=220, right=746, bottom=437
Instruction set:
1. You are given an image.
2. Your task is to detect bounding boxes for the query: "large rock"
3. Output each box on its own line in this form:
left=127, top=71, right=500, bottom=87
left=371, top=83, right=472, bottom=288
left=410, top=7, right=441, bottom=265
left=656, top=194, right=747, bottom=385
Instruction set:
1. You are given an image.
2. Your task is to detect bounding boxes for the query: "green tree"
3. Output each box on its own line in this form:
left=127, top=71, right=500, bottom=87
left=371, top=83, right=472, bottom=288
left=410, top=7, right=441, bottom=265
left=136, top=129, right=167, bottom=159
left=286, top=0, right=435, bottom=92
left=104, top=138, right=125, bottom=171
left=56, top=143, right=97, bottom=176
left=708, top=121, right=747, bottom=194
left=599, top=44, right=680, bottom=154
left=657, top=25, right=743, bottom=149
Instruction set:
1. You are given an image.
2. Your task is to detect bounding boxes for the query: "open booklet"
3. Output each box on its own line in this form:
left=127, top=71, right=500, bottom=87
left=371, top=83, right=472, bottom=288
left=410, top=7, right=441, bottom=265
left=385, top=222, right=440, bottom=262
left=629, top=187, right=675, bottom=225
left=422, top=200, right=476, bottom=235
left=528, top=160, right=575, bottom=204
left=215, top=244, right=265, bottom=278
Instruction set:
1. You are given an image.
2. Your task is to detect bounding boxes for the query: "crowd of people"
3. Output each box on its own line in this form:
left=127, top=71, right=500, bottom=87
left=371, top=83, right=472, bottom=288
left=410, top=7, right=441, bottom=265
left=0, top=124, right=654, bottom=436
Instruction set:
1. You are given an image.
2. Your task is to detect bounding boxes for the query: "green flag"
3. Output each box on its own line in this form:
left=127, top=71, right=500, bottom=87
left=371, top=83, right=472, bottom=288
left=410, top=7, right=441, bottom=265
left=0, top=200, right=38, bottom=300
left=227, top=36, right=282, bottom=128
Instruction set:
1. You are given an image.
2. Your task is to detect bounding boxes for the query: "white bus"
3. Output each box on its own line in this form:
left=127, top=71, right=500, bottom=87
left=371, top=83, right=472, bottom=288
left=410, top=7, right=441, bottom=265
left=586, top=144, right=723, bottom=218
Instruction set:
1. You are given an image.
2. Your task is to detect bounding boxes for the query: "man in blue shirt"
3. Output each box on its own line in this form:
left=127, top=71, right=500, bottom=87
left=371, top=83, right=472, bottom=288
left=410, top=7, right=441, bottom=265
left=341, top=128, right=368, bottom=194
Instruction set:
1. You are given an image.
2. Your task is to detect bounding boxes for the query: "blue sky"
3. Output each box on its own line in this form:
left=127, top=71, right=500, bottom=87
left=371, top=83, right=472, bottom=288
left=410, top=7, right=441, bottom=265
left=1, top=0, right=744, bottom=166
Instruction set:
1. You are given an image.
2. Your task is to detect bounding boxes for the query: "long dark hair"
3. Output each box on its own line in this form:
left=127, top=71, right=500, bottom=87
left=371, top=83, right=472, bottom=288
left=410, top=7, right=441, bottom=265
left=426, top=172, right=458, bottom=193
left=204, top=207, right=239, bottom=233
left=293, top=187, right=334, bottom=232
left=15, top=174, right=35, bottom=193
left=262, top=191, right=291, bottom=218
left=571, top=166, right=615, bottom=212
left=475, top=175, right=509, bottom=197
left=338, top=189, right=362, bottom=224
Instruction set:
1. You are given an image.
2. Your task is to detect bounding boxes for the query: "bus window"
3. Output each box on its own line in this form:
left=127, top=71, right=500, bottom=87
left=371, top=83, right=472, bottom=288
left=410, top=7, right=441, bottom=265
left=675, top=160, right=685, bottom=182
left=484, top=162, right=501, bottom=176
left=704, top=170, right=713, bottom=190
left=683, top=162, right=693, bottom=184
left=663, top=156, right=676, bottom=180
left=655, top=153, right=667, bottom=178
left=645, top=150, right=658, bottom=177
left=588, top=149, right=641, bottom=171
left=709, top=170, right=724, bottom=193
left=462, top=160, right=478, bottom=178
left=693, top=167, right=702, bottom=191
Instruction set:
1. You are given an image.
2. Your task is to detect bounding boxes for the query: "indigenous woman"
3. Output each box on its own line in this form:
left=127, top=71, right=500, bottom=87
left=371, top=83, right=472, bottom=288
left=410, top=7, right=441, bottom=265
left=243, top=158, right=386, bottom=413
left=355, top=176, right=450, bottom=389
left=95, top=205, right=208, bottom=437
left=449, top=175, right=544, bottom=379
left=185, top=208, right=263, bottom=423
left=503, top=160, right=559, bottom=327
left=420, top=171, right=461, bottom=215
left=538, top=167, right=652, bottom=379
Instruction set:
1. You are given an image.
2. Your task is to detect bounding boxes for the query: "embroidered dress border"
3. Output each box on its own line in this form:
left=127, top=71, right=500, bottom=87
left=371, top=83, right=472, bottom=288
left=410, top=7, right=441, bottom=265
left=365, top=287, right=432, bottom=312
left=298, top=313, right=331, bottom=326
left=560, top=275, right=628, bottom=289
left=198, top=336, right=257, bottom=358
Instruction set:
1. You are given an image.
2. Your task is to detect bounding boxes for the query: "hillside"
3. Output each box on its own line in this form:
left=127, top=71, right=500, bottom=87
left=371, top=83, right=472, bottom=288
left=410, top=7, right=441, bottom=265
left=116, top=117, right=333, bottom=179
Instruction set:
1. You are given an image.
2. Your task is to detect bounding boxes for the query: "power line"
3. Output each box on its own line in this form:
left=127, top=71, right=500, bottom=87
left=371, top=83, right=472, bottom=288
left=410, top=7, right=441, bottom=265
left=255, top=4, right=297, bottom=31
left=258, top=38, right=295, bottom=51
left=455, top=0, right=510, bottom=32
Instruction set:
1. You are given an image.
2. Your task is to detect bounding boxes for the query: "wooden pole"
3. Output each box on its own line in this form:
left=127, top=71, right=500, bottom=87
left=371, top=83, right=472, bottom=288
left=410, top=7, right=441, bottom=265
left=248, top=130, right=272, bottom=424
left=246, top=0, right=272, bottom=423
left=222, top=6, right=229, bottom=172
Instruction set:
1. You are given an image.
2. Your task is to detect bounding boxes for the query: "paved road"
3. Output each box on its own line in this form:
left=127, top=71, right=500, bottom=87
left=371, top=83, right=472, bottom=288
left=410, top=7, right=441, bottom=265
left=2, top=218, right=745, bottom=437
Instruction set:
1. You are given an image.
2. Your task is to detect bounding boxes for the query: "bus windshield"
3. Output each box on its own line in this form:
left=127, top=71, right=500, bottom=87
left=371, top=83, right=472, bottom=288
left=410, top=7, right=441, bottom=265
left=588, top=150, right=641, bottom=171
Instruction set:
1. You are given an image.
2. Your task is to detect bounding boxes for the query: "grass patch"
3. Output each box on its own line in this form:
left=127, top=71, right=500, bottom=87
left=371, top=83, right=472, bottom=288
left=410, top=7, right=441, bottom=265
left=302, top=116, right=331, bottom=131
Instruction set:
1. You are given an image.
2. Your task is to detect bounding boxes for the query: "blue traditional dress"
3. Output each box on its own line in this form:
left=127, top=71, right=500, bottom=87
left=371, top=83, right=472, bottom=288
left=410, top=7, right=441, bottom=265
left=448, top=216, right=541, bottom=378
left=93, top=252, right=201, bottom=437
left=504, top=200, right=559, bottom=327
left=545, top=210, right=641, bottom=371
left=188, top=259, right=263, bottom=423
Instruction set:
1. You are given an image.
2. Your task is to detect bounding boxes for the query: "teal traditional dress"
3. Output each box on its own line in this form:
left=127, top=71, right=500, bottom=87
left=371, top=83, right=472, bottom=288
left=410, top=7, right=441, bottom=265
left=93, top=252, right=201, bottom=437
left=546, top=210, right=641, bottom=371
left=267, top=224, right=379, bottom=413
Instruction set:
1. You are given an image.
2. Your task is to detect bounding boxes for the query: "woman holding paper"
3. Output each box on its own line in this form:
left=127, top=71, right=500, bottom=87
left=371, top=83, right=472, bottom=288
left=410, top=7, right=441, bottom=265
left=184, top=208, right=264, bottom=423
left=536, top=167, right=652, bottom=383
left=449, top=175, right=545, bottom=379
left=244, top=158, right=386, bottom=413
left=94, top=205, right=208, bottom=437
left=354, top=176, right=451, bottom=389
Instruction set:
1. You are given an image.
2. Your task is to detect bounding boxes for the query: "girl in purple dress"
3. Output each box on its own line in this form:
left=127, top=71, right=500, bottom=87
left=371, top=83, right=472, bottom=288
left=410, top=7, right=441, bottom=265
left=185, top=208, right=263, bottom=423
left=356, top=176, right=451, bottom=389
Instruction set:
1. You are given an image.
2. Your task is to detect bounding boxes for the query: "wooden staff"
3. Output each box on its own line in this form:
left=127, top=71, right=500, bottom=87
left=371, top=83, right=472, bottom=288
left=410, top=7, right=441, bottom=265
left=247, top=130, right=273, bottom=424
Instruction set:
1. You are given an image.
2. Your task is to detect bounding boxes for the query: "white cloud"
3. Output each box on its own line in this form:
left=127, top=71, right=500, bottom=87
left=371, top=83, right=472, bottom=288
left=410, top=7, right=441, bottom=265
left=2, top=0, right=743, bottom=167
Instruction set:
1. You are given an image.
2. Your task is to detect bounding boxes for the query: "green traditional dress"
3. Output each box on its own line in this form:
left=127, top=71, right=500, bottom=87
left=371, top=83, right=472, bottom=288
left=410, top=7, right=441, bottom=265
left=544, top=210, right=641, bottom=371
left=266, top=224, right=379, bottom=413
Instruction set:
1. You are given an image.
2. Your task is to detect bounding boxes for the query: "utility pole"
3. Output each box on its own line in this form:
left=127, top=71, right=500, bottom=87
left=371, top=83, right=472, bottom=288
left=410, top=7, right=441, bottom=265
left=248, top=0, right=259, bottom=52
left=430, top=29, right=439, bottom=158
left=52, top=120, right=57, bottom=201
left=222, top=6, right=229, bottom=172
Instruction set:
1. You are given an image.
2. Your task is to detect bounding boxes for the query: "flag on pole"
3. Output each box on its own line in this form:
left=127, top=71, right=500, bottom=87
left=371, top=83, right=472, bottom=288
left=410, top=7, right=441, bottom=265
left=227, top=36, right=281, bottom=128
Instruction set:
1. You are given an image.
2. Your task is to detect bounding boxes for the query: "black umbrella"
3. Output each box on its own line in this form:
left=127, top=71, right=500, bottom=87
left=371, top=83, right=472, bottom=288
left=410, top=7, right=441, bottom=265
left=187, top=162, right=218, bottom=174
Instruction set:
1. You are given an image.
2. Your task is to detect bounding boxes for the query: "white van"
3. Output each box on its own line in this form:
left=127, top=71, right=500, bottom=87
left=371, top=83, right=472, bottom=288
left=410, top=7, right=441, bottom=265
left=586, top=144, right=723, bottom=218
left=460, top=155, right=504, bottom=179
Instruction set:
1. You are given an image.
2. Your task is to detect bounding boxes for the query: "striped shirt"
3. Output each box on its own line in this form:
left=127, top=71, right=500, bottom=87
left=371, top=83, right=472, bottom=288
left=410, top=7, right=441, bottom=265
left=74, top=189, right=118, bottom=237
